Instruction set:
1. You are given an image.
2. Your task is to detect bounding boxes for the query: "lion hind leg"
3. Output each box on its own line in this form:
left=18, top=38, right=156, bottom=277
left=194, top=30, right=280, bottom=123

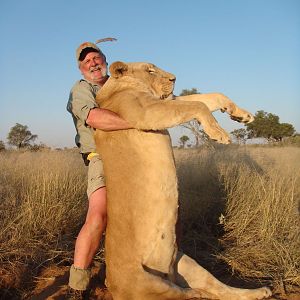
left=175, top=252, right=272, bottom=300
left=108, top=264, right=202, bottom=300
left=134, top=266, right=203, bottom=300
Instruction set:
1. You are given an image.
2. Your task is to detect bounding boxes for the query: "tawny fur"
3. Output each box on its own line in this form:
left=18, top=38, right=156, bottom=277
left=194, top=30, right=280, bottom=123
left=94, top=61, right=272, bottom=300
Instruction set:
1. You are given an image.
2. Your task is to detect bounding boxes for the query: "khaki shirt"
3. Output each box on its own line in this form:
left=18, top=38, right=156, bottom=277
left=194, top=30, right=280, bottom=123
left=67, top=79, right=101, bottom=153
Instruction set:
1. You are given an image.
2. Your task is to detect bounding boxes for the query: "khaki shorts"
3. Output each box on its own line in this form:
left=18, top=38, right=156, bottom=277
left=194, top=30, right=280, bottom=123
left=87, top=155, right=105, bottom=199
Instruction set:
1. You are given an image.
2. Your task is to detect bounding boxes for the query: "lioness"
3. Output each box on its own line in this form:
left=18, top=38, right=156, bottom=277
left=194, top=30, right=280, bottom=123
left=94, top=61, right=272, bottom=300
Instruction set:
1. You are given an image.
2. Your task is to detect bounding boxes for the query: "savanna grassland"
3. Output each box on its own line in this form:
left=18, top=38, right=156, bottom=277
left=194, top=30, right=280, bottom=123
left=0, top=146, right=299, bottom=299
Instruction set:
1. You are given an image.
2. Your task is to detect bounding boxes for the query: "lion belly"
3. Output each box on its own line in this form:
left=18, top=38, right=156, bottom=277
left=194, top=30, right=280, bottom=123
left=95, top=129, right=179, bottom=290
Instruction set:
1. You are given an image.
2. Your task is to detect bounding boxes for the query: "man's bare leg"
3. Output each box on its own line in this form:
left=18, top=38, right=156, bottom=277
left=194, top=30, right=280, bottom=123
left=69, top=187, right=107, bottom=291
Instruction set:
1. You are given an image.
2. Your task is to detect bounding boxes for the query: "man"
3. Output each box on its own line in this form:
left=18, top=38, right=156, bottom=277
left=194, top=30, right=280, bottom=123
left=66, top=41, right=131, bottom=298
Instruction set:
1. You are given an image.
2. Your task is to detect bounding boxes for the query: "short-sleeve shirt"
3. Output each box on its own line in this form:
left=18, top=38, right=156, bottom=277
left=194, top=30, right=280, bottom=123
left=67, top=79, right=101, bottom=153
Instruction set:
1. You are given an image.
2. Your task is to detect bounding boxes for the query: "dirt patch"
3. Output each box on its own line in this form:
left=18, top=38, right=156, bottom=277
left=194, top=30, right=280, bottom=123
left=26, top=263, right=112, bottom=300
left=21, top=263, right=299, bottom=300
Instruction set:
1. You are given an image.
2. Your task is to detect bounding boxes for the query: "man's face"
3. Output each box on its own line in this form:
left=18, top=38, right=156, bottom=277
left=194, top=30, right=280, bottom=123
left=79, top=51, right=108, bottom=84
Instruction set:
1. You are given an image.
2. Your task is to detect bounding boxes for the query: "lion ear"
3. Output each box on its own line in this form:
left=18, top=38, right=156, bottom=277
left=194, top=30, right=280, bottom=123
left=109, top=61, right=128, bottom=78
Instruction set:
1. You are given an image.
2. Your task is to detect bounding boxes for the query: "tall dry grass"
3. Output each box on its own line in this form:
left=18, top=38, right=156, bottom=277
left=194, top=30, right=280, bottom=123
left=218, top=147, right=300, bottom=288
left=0, top=150, right=88, bottom=297
left=175, top=146, right=300, bottom=290
left=0, top=146, right=299, bottom=298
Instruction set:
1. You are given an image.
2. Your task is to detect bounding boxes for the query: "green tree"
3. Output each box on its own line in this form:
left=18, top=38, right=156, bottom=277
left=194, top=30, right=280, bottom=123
left=179, top=135, right=189, bottom=148
left=245, top=111, right=295, bottom=142
left=0, top=140, right=5, bottom=151
left=273, top=123, right=295, bottom=141
left=7, top=123, right=38, bottom=149
left=231, top=128, right=248, bottom=144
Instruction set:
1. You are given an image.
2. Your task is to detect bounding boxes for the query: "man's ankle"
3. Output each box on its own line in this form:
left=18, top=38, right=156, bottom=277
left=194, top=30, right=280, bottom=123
left=68, top=264, right=91, bottom=291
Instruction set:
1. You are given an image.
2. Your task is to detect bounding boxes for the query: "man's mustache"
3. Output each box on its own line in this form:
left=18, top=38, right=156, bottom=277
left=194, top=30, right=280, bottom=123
left=90, top=65, right=102, bottom=72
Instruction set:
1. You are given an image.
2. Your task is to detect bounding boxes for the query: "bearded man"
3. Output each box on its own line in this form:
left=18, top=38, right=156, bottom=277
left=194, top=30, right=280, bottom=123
left=66, top=41, right=131, bottom=299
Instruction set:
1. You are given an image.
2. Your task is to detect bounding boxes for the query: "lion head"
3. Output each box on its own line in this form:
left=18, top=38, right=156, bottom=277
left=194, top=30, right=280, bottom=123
left=109, top=61, right=176, bottom=99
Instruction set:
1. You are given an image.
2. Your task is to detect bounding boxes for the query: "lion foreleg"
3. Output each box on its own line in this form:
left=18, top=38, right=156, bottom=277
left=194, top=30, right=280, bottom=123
left=175, top=93, right=254, bottom=123
left=175, top=252, right=272, bottom=300
left=118, top=98, right=231, bottom=144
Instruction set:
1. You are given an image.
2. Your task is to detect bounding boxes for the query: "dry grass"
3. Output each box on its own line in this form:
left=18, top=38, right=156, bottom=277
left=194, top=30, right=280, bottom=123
left=218, top=147, right=300, bottom=288
left=0, top=146, right=299, bottom=298
left=175, top=145, right=300, bottom=291
left=0, top=150, right=88, bottom=296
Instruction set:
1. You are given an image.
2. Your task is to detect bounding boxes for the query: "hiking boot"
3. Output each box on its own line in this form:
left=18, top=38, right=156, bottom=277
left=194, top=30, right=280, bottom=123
left=66, top=287, right=89, bottom=300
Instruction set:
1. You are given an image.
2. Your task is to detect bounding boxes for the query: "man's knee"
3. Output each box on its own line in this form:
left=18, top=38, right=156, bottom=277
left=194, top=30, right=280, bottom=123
left=85, top=212, right=106, bottom=234
left=83, top=186, right=107, bottom=237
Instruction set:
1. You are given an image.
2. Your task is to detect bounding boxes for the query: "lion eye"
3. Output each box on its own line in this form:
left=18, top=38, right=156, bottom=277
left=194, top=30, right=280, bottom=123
left=148, top=68, right=156, bottom=74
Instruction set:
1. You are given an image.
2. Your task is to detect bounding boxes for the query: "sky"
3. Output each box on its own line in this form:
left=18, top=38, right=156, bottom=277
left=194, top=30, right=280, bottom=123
left=0, top=0, right=299, bottom=148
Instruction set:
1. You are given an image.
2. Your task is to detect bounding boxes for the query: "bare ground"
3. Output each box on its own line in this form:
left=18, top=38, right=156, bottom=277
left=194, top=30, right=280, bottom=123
left=14, top=263, right=299, bottom=300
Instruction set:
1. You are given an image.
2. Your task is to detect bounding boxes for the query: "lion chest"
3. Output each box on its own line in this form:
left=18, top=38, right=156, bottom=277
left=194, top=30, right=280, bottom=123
left=94, top=129, right=178, bottom=241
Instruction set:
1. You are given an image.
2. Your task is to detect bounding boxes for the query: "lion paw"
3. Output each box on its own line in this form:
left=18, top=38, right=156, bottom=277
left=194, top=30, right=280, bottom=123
left=252, top=286, right=272, bottom=300
left=220, top=98, right=254, bottom=124
left=261, top=287, right=273, bottom=298
left=203, top=124, right=231, bottom=144
left=230, top=111, right=254, bottom=123
left=226, top=104, right=254, bottom=124
left=225, top=286, right=272, bottom=300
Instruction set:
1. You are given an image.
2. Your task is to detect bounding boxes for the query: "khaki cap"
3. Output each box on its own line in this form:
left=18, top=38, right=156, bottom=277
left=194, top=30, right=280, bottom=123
left=76, top=38, right=117, bottom=64
left=76, top=42, right=103, bottom=63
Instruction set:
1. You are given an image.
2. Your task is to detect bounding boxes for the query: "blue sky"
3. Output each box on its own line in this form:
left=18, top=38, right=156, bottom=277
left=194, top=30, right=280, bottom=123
left=0, top=0, right=299, bottom=148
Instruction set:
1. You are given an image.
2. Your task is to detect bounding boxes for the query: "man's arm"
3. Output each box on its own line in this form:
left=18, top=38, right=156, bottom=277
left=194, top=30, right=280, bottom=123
left=86, top=108, right=132, bottom=131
